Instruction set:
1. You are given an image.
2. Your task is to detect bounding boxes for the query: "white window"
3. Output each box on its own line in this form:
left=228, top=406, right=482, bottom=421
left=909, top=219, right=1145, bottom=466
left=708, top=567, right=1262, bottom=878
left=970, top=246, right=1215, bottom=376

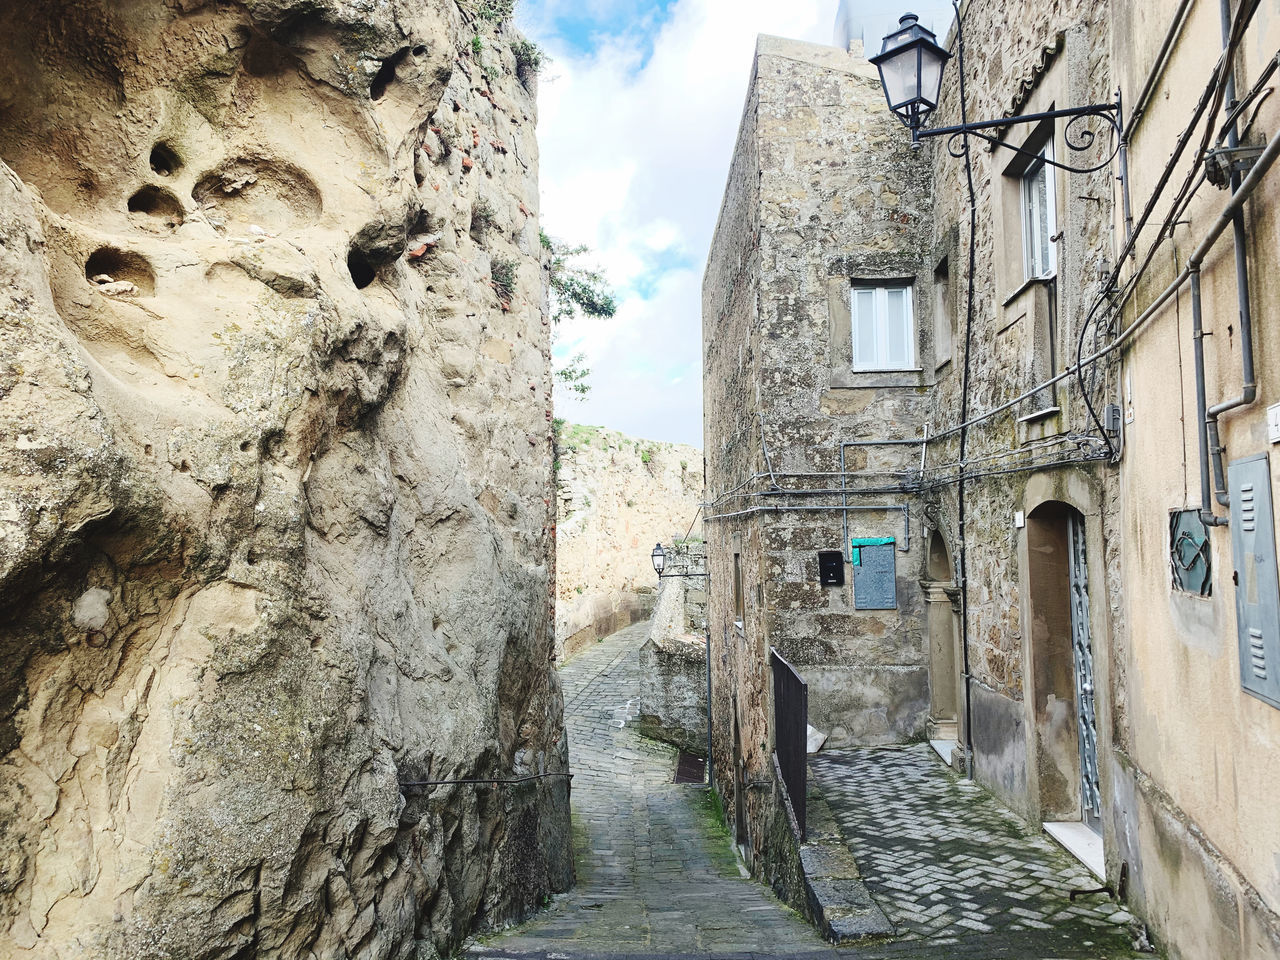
left=851, top=283, right=915, bottom=371
left=1021, top=143, right=1057, bottom=279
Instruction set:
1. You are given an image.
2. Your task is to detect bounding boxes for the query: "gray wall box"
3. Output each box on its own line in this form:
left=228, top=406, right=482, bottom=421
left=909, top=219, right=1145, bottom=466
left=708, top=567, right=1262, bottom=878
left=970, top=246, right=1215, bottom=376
left=853, top=542, right=898, bottom=610
left=1229, top=454, right=1280, bottom=709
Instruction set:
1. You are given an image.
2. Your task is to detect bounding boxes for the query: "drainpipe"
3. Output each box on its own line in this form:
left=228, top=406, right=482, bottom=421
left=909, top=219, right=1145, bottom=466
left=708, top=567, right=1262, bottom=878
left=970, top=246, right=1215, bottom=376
left=1202, top=0, right=1259, bottom=511
left=1189, top=127, right=1280, bottom=524
left=1191, top=268, right=1229, bottom=527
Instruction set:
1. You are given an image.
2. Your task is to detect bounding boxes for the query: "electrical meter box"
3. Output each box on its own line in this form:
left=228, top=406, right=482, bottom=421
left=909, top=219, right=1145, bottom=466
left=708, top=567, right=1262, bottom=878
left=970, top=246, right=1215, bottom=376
left=818, top=551, right=845, bottom=586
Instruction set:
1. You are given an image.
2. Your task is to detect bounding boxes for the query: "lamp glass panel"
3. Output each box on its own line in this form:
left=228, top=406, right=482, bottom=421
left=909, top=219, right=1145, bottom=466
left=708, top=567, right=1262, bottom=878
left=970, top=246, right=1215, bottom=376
left=879, top=49, right=919, bottom=108
left=919, top=47, right=946, bottom=107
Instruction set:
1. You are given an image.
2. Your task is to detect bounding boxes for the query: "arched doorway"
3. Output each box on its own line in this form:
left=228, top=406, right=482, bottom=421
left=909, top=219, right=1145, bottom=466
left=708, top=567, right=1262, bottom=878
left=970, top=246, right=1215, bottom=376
left=1025, top=502, right=1101, bottom=833
left=923, top=530, right=962, bottom=761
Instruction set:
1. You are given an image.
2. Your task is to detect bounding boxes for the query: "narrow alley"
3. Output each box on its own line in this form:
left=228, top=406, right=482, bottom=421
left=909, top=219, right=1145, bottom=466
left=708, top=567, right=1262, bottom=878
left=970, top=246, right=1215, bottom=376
left=470, top=624, right=1146, bottom=960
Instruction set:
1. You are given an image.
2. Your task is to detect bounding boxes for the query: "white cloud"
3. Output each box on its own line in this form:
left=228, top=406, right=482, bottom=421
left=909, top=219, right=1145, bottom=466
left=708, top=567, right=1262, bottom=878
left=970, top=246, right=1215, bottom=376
left=521, top=0, right=838, bottom=448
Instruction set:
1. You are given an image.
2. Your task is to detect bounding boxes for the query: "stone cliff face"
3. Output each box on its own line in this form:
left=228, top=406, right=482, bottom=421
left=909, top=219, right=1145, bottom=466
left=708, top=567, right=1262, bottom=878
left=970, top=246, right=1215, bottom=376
left=0, top=2, right=570, bottom=957
left=554, top=424, right=702, bottom=661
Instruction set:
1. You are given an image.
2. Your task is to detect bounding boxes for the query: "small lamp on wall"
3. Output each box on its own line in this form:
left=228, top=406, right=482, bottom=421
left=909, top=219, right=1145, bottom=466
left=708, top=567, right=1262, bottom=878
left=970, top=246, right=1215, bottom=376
left=651, top=542, right=666, bottom=577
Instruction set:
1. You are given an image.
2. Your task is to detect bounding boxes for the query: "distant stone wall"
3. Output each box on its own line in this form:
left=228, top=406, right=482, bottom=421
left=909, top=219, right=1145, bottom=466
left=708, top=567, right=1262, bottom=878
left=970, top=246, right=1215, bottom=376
left=554, top=423, right=702, bottom=661
left=637, top=543, right=708, bottom=754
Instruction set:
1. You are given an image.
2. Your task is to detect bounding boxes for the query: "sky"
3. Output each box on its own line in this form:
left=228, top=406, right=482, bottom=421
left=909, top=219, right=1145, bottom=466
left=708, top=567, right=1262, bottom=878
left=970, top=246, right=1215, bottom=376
left=518, top=0, right=955, bottom=449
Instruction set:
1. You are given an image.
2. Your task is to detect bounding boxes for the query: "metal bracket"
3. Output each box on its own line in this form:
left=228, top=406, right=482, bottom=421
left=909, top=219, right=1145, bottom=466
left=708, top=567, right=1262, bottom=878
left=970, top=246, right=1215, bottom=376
left=1206, top=145, right=1265, bottom=188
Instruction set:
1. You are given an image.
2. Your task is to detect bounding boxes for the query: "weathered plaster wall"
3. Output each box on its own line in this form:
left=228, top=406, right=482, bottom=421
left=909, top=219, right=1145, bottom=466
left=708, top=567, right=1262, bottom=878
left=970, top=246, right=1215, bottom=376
left=0, top=3, right=570, bottom=957
left=553, top=423, right=702, bottom=662
left=1103, top=1, right=1280, bottom=956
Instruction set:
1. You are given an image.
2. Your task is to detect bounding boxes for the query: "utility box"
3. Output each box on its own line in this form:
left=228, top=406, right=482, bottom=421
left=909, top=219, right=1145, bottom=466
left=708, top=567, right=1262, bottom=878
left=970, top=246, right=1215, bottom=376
left=851, top=537, right=897, bottom=610
left=1230, top=454, right=1280, bottom=709
left=818, top=550, right=845, bottom=586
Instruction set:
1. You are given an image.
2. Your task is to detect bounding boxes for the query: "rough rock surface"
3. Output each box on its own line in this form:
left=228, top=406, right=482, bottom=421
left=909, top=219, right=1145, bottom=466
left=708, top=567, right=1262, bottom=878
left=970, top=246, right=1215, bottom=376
left=0, top=2, right=570, bottom=957
left=553, top=423, right=702, bottom=662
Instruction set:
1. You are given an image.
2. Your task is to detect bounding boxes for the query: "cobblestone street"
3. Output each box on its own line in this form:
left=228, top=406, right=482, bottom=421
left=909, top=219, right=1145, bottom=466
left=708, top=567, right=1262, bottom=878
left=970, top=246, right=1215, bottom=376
left=470, top=621, right=827, bottom=958
left=470, top=623, right=1148, bottom=960
left=810, top=748, right=1143, bottom=956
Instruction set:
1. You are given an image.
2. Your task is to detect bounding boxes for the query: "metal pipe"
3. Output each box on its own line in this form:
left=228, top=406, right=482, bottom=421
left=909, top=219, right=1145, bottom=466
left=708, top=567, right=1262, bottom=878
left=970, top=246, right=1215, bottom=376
left=704, top=503, right=911, bottom=551
left=1191, top=268, right=1230, bottom=527
left=1118, top=87, right=1136, bottom=247
left=705, top=624, right=714, bottom=788
left=1126, top=0, right=1196, bottom=136
left=1202, top=0, right=1259, bottom=510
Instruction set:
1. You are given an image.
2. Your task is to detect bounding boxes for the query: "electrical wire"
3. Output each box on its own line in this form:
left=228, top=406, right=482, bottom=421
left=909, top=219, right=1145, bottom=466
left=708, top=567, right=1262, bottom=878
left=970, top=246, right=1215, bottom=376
left=400, top=772, right=573, bottom=789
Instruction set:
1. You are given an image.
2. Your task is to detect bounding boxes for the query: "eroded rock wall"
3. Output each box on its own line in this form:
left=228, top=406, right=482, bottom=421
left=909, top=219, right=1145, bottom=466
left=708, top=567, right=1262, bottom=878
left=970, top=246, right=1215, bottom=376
left=0, top=2, right=570, bottom=957
left=554, top=424, right=702, bottom=661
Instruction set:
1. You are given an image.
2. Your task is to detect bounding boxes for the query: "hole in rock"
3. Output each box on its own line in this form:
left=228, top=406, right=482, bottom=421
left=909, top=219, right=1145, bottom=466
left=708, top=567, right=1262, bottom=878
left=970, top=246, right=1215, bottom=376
left=243, top=32, right=292, bottom=77
left=178, top=460, right=191, bottom=473
left=144, top=444, right=153, bottom=456
left=348, top=249, right=377, bottom=290
left=193, top=158, right=322, bottom=235
left=149, top=143, right=181, bottom=177
left=85, top=247, right=156, bottom=297
left=412, top=45, right=427, bottom=57
left=127, top=186, right=184, bottom=229
left=246, top=549, right=260, bottom=566
left=370, top=48, right=410, bottom=101
left=239, top=439, right=253, bottom=452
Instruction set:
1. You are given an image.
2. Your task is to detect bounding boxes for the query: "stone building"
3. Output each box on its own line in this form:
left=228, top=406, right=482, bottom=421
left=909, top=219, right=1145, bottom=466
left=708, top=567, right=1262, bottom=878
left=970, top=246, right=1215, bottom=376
left=0, top=2, right=570, bottom=957
left=703, top=3, right=1280, bottom=959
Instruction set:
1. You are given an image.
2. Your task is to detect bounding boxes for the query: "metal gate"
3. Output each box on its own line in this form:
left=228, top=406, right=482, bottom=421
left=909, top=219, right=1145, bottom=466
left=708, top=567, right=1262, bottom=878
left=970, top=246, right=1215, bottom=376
left=1067, top=513, right=1102, bottom=832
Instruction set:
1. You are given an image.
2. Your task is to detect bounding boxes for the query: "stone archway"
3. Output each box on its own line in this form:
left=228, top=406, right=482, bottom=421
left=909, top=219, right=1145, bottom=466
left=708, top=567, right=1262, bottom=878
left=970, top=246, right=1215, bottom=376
left=923, top=530, right=962, bottom=759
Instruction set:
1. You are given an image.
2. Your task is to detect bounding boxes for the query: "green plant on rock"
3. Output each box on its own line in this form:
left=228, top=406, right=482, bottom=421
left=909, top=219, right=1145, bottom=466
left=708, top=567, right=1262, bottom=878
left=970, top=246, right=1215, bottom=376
left=512, top=38, right=545, bottom=78
left=640, top=448, right=654, bottom=464
left=490, top=256, right=517, bottom=302
left=543, top=231, right=617, bottom=398
left=475, top=0, right=517, bottom=22
left=556, top=353, right=590, bottom=397
left=470, top=196, right=497, bottom=239
left=471, top=35, right=483, bottom=57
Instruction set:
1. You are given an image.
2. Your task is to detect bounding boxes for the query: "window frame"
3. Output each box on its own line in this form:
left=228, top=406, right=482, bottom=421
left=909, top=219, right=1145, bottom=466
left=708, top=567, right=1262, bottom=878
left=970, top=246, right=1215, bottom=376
left=1020, top=142, right=1058, bottom=281
left=850, top=281, right=916, bottom=372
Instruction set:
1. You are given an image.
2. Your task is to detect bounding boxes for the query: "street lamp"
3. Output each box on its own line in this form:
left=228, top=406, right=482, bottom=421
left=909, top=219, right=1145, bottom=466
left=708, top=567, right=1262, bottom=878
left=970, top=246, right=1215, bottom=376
left=870, top=7, right=1121, bottom=171
left=869, top=13, right=951, bottom=139
left=647, top=540, right=713, bottom=786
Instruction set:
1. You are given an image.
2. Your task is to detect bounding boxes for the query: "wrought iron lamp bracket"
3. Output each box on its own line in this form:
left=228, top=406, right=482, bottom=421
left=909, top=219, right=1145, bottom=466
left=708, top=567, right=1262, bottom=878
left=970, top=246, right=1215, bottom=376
left=915, top=99, right=1122, bottom=175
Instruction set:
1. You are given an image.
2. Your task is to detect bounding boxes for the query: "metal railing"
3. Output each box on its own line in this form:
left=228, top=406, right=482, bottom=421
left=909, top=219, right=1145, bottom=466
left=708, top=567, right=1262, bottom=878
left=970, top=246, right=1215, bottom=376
left=770, top=647, right=808, bottom=839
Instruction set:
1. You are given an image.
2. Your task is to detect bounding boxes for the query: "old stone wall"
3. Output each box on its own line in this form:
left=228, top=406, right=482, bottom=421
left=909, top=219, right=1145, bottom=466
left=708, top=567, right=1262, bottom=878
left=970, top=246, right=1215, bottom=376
left=553, top=422, right=702, bottom=662
left=637, top=542, right=708, bottom=754
left=704, top=34, right=935, bottom=879
left=751, top=36, right=934, bottom=750
left=0, top=3, right=570, bottom=958
left=702, top=43, right=769, bottom=872
left=921, top=0, right=1119, bottom=816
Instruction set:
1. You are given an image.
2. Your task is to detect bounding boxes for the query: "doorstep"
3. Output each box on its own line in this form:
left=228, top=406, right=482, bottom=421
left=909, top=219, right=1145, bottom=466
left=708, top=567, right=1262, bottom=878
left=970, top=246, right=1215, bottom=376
left=1043, top=820, right=1105, bottom=881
